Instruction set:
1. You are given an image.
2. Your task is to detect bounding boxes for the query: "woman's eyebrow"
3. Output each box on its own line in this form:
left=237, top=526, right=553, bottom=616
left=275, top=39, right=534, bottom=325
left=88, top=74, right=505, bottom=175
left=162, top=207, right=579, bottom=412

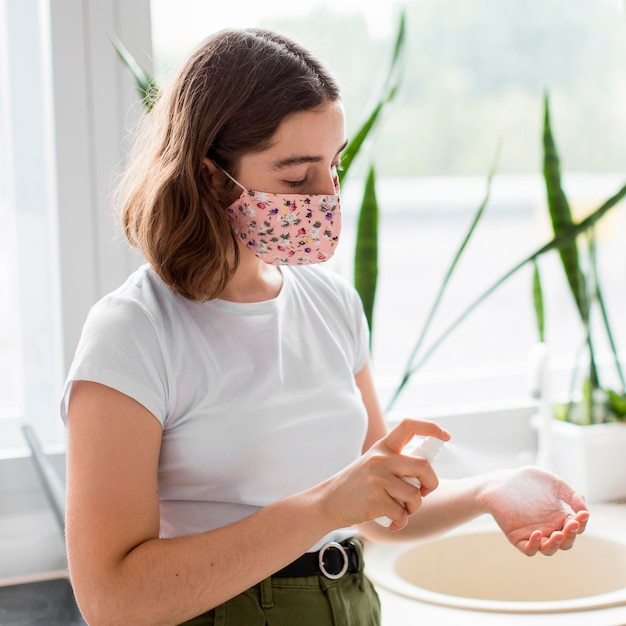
left=270, top=139, right=349, bottom=170
left=337, top=139, right=349, bottom=157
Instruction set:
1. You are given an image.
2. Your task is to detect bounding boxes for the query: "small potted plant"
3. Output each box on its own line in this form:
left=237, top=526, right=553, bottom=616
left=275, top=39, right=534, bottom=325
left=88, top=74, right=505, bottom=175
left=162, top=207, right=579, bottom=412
left=530, top=96, right=626, bottom=502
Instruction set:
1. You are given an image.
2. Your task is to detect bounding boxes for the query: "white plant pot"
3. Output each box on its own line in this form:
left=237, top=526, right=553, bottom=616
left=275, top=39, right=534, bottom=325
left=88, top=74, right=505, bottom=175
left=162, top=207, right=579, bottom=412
left=546, top=419, right=626, bottom=503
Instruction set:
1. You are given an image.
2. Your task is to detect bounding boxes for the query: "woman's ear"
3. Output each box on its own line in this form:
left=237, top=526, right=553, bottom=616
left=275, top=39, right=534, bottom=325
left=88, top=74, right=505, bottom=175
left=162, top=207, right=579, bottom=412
left=202, top=157, right=228, bottom=187
left=202, top=158, right=239, bottom=206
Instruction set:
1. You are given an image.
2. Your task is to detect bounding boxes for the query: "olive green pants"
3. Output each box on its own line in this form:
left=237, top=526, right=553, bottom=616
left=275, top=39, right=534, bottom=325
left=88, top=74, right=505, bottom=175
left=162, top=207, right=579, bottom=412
left=179, top=572, right=381, bottom=626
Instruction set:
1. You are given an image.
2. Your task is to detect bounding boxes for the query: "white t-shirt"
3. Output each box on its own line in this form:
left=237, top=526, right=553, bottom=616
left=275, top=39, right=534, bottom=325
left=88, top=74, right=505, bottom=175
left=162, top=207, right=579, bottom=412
left=61, top=263, right=370, bottom=549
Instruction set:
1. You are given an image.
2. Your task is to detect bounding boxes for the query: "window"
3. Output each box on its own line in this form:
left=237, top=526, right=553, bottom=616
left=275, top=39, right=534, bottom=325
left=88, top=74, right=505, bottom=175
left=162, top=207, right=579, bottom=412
left=0, top=37, right=22, bottom=423
left=151, top=0, right=626, bottom=413
left=0, top=0, right=151, bottom=455
left=0, top=0, right=64, bottom=452
left=2, top=1, right=624, bottom=458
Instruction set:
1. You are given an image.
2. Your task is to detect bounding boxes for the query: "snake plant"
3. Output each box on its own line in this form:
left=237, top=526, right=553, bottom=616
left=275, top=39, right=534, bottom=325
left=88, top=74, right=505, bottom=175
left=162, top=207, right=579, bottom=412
left=535, top=94, right=626, bottom=423
left=387, top=94, right=626, bottom=418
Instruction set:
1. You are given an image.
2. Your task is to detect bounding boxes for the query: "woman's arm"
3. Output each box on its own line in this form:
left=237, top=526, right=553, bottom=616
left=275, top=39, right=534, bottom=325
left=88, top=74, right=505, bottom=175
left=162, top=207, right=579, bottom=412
left=362, top=469, right=589, bottom=555
left=66, top=380, right=447, bottom=625
left=353, top=359, right=589, bottom=555
left=66, top=381, right=334, bottom=625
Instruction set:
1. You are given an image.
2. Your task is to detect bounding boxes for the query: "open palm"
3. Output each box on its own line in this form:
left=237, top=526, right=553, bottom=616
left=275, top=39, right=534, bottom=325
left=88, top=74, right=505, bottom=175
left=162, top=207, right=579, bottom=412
left=480, top=466, right=589, bottom=556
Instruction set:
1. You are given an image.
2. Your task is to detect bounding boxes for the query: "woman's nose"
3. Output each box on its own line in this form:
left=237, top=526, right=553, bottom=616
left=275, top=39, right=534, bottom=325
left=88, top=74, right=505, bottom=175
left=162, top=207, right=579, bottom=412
left=315, top=170, right=339, bottom=196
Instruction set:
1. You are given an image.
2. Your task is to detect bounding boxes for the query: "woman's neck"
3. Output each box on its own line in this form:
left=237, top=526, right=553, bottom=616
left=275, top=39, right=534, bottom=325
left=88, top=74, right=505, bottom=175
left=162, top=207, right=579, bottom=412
left=218, top=252, right=284, bottom=303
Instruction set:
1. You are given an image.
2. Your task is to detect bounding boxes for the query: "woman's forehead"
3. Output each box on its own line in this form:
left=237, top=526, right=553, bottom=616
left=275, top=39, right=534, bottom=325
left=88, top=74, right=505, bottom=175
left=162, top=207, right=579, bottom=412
left=255, top=102, right=347, bottom=165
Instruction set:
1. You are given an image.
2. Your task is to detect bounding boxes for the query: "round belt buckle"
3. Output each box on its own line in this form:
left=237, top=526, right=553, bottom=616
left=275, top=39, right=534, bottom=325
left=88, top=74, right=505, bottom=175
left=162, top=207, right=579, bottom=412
left=318, top=541, right=349, bottom=579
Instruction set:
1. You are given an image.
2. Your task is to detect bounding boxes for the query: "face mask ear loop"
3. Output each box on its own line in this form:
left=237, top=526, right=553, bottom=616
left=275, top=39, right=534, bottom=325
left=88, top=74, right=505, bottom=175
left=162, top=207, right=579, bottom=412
left=213, top=161, right=247, bottom=192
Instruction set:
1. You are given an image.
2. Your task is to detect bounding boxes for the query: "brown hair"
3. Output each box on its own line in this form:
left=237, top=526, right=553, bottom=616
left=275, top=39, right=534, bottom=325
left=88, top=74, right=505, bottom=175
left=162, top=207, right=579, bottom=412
left=118, top=29, right=341, bottom=301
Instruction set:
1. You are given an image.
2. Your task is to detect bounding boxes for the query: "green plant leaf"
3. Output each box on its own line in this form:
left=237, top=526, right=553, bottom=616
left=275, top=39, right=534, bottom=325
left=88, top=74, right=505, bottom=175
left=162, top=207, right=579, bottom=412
left=607, top=389, right=626, bottom=418
left=109, top=33, right=159, bottom=111
left=387, top=139, right=502, bottom=410
left=340, top=88, right=396, bottom=183
left=589, top=227, right=626, bottom=391
left=543, top=93, right=600, bottom=391
left=543, top=93, right=587, bottom=318
left=387, top=180, right=626, bottom=408
left=339, top=11, right=405, bottom=182
left=343, top=11, right=405, bottom=352
left=532, top=259, right=545, bottom=343
left=354, top=165, right=379, bottom=340
left=582, top=377, right=595, bottom=424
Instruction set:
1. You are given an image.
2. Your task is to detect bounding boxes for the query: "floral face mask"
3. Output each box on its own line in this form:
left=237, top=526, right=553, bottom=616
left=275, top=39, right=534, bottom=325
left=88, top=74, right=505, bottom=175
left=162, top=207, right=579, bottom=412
left=218, top=168, right=341, bottom=265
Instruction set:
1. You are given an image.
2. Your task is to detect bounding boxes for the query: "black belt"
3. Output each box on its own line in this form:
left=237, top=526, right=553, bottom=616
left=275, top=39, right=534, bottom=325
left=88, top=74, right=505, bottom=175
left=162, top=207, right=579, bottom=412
left=273, top=539, right=363, bottom=580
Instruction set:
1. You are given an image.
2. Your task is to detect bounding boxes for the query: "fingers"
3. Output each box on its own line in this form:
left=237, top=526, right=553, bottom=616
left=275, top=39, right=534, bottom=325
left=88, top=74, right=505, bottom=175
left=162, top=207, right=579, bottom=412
left=362, top=419, right=449, bottom=529
left=375, top=465, right=436, bottom=527
left=396, top=453, right=440, bottom=494
left=569, top=492, right=588, bottom=514
left=518, top=530, right=543, bottom=556
left=383, top=418, right=451, bottom=453
left=373, top=442, right=442, bottom=528
left=573, top=509, right=590, bottom=534
left=538, top=531, right=565, bottom=556
left=547, top=504, right=589, bottom=552
left=556, top=482, right=588, bottom=517
left=519, top=529, right=563, bottom=556
left=519, top=514, right=587, bottom=556
left=556, top=518, right=582, bottom=551
left=566, top=493, right=590, bottom=535
left=380, top=498, right=411, bottom=530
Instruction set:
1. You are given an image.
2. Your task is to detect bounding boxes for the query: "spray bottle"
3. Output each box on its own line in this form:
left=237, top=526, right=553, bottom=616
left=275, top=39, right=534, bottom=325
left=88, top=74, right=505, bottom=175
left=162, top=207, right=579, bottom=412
left=375, top=436, right=446, bottom=527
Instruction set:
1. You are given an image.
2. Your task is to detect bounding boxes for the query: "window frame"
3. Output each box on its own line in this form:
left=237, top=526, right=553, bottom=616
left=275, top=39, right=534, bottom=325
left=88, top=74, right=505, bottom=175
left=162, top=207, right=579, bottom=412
left=0, top=0, right=152, bottom=453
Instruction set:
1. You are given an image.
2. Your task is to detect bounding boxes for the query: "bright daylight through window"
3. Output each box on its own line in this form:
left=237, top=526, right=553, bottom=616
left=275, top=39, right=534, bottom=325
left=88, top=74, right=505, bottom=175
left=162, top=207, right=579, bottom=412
left=0, top=47, right=22, bottom=423
left=151, top=0, right=626, bottom=414
left=1, top=0, right=624, bottom=456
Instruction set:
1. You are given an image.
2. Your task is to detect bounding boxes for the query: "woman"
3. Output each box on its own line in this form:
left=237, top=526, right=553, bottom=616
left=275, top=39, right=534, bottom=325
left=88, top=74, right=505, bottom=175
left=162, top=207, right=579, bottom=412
left=62, top=28, right=589, bottom=625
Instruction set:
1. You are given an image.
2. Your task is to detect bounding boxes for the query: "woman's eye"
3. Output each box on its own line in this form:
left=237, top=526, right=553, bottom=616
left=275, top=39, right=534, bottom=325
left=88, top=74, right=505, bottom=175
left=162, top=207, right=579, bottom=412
left=284, top=179, right=306, bottom=188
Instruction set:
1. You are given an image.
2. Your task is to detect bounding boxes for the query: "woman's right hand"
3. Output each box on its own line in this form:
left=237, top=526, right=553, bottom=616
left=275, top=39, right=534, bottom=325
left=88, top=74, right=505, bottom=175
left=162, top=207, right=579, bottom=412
left=317, top=419, right=451, bottom=531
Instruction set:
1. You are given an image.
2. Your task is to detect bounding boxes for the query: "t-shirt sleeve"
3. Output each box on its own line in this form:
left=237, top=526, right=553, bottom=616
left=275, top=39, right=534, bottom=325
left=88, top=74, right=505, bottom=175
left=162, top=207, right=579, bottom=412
left=60, top=296, right=168, bottom=426
left=348, top=286, right=370, bottom=374
left=326, top=268, right=370, bottom=374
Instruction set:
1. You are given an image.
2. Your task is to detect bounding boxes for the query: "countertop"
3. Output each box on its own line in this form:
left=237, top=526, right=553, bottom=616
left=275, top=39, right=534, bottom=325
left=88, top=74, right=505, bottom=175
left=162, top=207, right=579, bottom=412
left=0, top=508, right=68, bottom=585
left=0, top=452, right=69, bottom=585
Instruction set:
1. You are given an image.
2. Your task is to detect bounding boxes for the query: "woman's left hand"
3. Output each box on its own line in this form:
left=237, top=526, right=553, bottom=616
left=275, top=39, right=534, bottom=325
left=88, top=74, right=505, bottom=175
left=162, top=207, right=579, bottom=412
left=478, top=466, right=589, bottom=556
